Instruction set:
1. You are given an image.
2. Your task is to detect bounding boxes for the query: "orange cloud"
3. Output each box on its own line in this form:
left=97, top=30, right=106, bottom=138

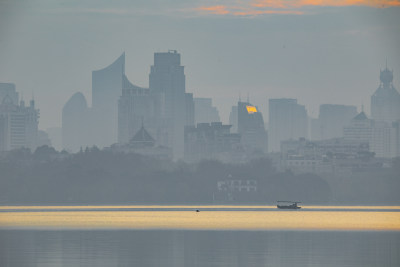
left=297, top=0, right=400, bottom=7
left=233, top=9, right=304, bottom=15
left=197, top=5, right=230, bottom=15
left=195, top=0, right=400, bottom=16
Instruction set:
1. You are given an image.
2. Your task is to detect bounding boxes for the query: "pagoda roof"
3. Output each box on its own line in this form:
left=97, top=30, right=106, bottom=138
left=130, top=125, right=155, bottom=144
left=353, top=111, right=368, bottom=121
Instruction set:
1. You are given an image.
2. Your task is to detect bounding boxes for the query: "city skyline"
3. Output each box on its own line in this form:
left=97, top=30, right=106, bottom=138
left=2, top=50, right=399, bottom=158
left=0, top=1, right=399, bottom=129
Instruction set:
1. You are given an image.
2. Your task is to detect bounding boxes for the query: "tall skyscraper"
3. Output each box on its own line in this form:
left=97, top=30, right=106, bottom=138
left=237, top=101, right=268, bottom=153
left=118, top=78, right=156, bottom=145
left=311, top=104, right=358, bottom=140
left=268, top=98, right=307, bottom=152
left=91, top=53, right=126, bottom=147
left=149, top=50, right=186, bottom=159
left=371, top=65, right=400, bottom=123
left=0, top=84, right=38, bottom=152
left=194, top=98, right=220, bottom=125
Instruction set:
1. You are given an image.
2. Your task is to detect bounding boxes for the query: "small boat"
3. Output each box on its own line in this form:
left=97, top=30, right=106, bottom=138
left=277, top=201, right=301, bottom=209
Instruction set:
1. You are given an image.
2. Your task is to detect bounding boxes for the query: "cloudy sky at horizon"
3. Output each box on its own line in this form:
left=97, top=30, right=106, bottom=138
left=0, top=0, right=399, bottom=129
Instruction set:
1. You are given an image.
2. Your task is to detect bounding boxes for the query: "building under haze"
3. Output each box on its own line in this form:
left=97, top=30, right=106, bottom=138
left=91, top=53, right=126, bottom=148
left=118, top=79, right=156, bottom=145
left=184, top=122, right=241, bottom=162
left=268, top=98, right=307, bottom=152
left=371, top=65, right=400, bottom=123
left=229, top=105, right=238, bottom=133
left=194, top=98, right=220, bottom=125
left=237, top=101, right=268, bottom=153
left=117, top=50, right=194, bottom=160
left=62, top=92, right=92, bottom=152
left=343, top=111, right=398, bottom=158
left=149, top=50, right=189, bottom=159
left=0, top=83, right=39, bottom=152
left=311, top=104, right=357, bottom=140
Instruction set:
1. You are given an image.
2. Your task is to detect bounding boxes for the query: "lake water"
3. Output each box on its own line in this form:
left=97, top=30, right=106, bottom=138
left=0, top=206, right=399, bottom=266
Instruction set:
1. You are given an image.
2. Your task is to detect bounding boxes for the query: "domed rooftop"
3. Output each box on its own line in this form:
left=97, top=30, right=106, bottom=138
left=63, top=92, right=88, bottom=113
left=380, top=68, right=393, bottom=85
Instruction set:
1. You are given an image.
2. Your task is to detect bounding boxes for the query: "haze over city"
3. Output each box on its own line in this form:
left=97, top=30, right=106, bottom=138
left=1, top=2, right=400, bottom=266
left=1, top=0, right=399, bottom=130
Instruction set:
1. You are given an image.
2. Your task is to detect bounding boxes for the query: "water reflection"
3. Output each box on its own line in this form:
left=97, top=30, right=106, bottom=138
left=0, top=230, right=399, bottom=267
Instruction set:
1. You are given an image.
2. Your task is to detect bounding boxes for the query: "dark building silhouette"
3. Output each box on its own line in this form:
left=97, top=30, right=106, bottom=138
left=237, top=101, right=268, bottom=153
left=371, top=65, right=400, bottom=123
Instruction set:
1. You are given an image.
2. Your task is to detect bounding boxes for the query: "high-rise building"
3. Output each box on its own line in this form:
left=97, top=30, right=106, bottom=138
left=229, top=105, right=238, bottom=133
left=118, top=76, right=161, bottom=145
left=149, top=50, right=186, bottom=159
left=185, top=93, right=195, bottom=127
left=62, top=92, right=91, bottom=152
left=311, top=104, right=357, bottom=140
left=91, top=53, right=126, bottom=148
left=371, top=65, right=400, bottom=123
left=268, top=98, right=307, bottom=152
left=194, top=98, right=220, bottom=125
left=344, top=111, right=398, bottom=158
left=0, top=84, right=39, bottom=152
left=237, top=101, right=268, bottom=153
left=184, top=122, right=241, bottom=162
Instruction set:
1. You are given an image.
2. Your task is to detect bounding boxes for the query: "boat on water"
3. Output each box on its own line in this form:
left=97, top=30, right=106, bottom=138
left=277, top=201, right=301, bottom=209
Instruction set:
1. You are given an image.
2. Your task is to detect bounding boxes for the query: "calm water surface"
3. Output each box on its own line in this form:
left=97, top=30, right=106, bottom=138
left=0, top=206, right=399, bottom=266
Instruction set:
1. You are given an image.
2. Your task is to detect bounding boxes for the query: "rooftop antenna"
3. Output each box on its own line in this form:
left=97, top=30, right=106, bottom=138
left=247, top=92, right=249, bottom=103
left=239, top=92, right=241, bottom=102
left=386, top=57, right=388, bottom=70
left=361, top=103, right=364, bottom=113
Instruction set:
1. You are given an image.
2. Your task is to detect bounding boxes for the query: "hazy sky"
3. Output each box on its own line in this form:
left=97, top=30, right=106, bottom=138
left=0, top=0, right=399, bottom=129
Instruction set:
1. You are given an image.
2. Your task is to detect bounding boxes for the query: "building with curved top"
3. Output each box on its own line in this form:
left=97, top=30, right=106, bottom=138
left=92, top=53, right=126, bottom=148
left=62, top=92, right=91, bottom=152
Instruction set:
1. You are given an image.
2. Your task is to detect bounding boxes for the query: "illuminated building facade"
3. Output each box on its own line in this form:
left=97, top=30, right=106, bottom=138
left=237, top=101, right=268, bottom=153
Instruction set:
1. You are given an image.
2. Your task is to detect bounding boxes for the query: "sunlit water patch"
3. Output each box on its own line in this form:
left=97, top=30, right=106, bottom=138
left=0, top=206, right=399, bottom=231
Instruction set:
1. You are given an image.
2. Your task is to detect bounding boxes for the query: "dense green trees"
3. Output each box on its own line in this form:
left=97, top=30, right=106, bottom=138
left=0, top=147, right=398, bottom=205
